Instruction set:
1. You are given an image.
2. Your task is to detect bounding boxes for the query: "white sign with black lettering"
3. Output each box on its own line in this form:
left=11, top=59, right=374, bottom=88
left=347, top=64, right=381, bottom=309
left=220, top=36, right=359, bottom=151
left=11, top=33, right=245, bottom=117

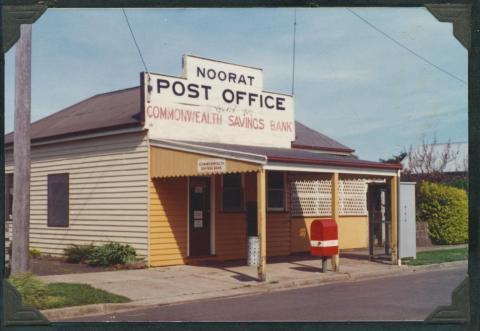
left=197, top=158, right=226, bottom=173
left=142, top=55, right=295, bottom=148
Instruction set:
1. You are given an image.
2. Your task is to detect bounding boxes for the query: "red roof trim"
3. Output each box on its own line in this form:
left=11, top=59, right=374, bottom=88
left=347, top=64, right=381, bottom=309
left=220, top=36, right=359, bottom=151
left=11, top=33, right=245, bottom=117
left=267, top=155, right=402, bottom=170
left=291, top=143, right=355, bottom=154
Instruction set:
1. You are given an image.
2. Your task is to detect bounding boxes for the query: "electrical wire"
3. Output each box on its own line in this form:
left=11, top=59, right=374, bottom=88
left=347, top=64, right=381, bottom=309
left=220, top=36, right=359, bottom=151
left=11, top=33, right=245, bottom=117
left=122, top=8, right=150, bottom=76
left=346, top=8, right=466, bottom=85
left=291, top=8, right=297, bottom=96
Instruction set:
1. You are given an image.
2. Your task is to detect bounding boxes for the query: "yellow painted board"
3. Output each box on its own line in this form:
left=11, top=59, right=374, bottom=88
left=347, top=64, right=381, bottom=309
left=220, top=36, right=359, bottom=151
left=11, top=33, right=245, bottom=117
left=150, top=146, right=261, bottom=178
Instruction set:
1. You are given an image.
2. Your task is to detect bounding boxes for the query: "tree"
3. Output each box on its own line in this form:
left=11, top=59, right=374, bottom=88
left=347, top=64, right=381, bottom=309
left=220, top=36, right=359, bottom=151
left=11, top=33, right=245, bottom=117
left=379, top=151, right=407, bottom=164
left=403, top=135, right=461, bottom=183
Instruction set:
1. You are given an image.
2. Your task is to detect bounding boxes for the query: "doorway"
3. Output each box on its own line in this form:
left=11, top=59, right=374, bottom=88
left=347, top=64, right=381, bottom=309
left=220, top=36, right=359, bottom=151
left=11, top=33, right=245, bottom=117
left=189, top=177, right=211, bottom=257
left=367, top=183, right=392, bottom=261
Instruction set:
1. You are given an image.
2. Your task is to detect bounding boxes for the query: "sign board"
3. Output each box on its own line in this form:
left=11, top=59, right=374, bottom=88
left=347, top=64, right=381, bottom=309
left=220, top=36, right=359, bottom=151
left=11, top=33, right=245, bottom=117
left=142, top=55, right=295, bottom=148
left=197, top=158, right=226, bottom=173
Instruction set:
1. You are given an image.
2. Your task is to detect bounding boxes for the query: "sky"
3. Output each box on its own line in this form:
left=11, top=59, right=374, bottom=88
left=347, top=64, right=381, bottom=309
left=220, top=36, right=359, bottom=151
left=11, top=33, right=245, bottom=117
left=4, top=7, right=468, bottom=161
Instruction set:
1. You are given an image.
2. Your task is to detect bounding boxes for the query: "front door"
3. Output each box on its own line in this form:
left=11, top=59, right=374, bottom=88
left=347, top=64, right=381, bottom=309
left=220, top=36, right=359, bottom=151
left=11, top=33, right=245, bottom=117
left=189, top=177, right=211, bottom=257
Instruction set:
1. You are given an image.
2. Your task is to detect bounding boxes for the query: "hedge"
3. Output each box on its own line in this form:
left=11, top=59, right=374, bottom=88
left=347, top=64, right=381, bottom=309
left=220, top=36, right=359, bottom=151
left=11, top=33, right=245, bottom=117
left=417, top=181, right=468, bottom=245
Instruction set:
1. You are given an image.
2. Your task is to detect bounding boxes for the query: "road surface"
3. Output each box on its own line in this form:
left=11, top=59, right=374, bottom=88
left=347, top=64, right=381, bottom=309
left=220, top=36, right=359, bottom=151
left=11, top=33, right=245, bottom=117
left=67, top=265, right=466, bottom=322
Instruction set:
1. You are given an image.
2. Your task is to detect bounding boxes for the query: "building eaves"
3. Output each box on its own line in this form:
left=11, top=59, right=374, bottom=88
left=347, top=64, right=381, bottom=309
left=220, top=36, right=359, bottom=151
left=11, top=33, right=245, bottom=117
left=151, top=139, right=401, bottom=171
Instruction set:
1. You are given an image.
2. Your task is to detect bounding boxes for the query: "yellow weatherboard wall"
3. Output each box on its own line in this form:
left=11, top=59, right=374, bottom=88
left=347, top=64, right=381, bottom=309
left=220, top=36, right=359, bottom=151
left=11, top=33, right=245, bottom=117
left=213, top=174, right=290, bottom=260
left=246, top=172, right=290, bottom=257
left=267, top=212, right=291, bottom=257
left=290, top=216, right=368, bottom=252
left=214, top=176, right=247, bottom=260
left=149, top=177, right=188, bottom=267
left=147, top=167, right=375, bottom=265
left=337, top=216, right=368, bottom=250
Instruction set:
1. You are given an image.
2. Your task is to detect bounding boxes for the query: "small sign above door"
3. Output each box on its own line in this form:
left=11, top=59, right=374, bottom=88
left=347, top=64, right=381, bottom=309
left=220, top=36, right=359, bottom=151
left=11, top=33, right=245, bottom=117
left=197, top=158, right=226, bottom=174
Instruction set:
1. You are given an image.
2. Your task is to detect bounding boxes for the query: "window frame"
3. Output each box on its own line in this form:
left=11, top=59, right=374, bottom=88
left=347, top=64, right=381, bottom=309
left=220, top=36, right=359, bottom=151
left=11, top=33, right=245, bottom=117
left=267, top=171, right=287, bottom=212
left=221, top=173, right=245, bottom=213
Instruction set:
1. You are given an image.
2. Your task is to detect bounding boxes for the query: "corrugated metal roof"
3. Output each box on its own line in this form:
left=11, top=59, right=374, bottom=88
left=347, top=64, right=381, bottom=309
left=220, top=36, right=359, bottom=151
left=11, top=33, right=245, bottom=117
left=5, top=87, right=142, bottom=144
left=152, top=139, right=402, bottom=171
left=292, top=121, right=354, bottom=153
left=5, top=86, right=353, bottom=154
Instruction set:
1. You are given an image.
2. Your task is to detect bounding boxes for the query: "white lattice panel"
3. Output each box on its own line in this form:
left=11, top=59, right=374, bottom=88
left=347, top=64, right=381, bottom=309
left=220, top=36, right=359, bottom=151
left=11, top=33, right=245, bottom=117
left=291, top=179, right=332, bottom=217
left=339, top=179, right=368, bottom=216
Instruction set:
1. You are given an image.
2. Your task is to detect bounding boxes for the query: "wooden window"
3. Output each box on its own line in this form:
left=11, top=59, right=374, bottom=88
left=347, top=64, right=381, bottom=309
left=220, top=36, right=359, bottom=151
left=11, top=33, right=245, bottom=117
left=268, top=172, right=285, bottom=211
left=48, top=173, right=69, bottom=227
left=5, top=173, right=13, bottom=221
left=222, top=173, right=243, bottom=212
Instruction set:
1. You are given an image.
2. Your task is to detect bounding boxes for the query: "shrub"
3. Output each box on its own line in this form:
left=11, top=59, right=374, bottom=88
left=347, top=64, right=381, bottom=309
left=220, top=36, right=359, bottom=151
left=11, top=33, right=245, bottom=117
left=64, top=244, right=95, bottom=263
left=417, top=181, right=468, bottom=244
left=29, top=248, right=41, bottom=259
left=9, top=273, right=64, bottom=309
left=87, top=242, right=137, bottom=267
left=448, top=178, right=468, bottom=191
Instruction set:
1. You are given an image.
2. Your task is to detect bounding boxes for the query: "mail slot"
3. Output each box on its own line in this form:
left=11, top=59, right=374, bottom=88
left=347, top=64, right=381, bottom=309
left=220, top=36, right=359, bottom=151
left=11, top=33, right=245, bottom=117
left=310, top=219, right=339, bottom=257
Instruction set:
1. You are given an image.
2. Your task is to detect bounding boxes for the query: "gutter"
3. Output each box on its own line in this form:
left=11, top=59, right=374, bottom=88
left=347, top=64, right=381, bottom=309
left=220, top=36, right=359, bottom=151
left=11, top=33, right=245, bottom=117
left=150, top=139, right=268, bottom=165
left=5, top=123, right=143, bottom=149
left=267, top=155, right=403, bottom=171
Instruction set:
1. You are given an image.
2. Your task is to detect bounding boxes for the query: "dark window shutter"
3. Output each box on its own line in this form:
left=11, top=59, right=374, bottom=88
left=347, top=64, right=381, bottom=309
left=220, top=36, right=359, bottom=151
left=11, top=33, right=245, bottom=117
left=48, top=174, right=69, bottom=227
left=5, top=173, right=13, bottom=221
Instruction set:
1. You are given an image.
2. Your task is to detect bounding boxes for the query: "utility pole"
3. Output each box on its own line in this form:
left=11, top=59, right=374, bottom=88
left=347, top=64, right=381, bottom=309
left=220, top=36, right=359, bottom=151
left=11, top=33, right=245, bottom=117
left=11, top=24, right=32, bottom=276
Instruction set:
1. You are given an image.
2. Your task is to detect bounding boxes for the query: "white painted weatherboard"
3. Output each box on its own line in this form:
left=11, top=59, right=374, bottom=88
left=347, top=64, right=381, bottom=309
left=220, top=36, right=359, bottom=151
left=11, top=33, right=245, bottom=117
left=5, top=131, right=149, bottom=257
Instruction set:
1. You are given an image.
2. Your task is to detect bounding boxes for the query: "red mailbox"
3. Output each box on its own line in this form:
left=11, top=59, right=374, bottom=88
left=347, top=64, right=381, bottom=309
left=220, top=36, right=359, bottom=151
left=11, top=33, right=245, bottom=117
left=310, top=219, right=338, bottom=257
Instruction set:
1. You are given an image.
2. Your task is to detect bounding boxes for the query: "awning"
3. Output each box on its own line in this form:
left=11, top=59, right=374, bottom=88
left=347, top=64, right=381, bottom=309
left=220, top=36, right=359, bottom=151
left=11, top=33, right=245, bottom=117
left=150, top=139, right=401, bottom=178
left=150, top=141, right=264, bottom=178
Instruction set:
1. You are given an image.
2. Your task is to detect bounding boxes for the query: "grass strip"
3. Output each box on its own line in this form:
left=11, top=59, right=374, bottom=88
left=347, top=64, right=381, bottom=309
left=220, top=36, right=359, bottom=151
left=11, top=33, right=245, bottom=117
left=9, top=273, right=130, bottom=310
left=43, top=283, right=130, bottom=310
left=403, top=247, right=467, bottom=266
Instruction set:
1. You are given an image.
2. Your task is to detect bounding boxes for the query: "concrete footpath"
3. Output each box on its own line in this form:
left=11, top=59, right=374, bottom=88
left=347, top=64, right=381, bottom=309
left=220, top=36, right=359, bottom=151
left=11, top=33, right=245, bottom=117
left=37, top=253, right=467, bottom=321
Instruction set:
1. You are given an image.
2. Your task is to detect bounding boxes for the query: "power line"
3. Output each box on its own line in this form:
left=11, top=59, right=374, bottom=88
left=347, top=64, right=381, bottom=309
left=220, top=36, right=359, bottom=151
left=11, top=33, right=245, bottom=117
left=346, top=8, right=467, bottom=85
left=291, top=8, right=297, bottom=96
left=122, top=8, right=150, bottom=75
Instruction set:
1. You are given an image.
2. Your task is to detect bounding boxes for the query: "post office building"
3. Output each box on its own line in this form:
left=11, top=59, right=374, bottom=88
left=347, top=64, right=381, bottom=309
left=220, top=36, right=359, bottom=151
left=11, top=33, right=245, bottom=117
left=5, top=55, right=402, bottom=273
